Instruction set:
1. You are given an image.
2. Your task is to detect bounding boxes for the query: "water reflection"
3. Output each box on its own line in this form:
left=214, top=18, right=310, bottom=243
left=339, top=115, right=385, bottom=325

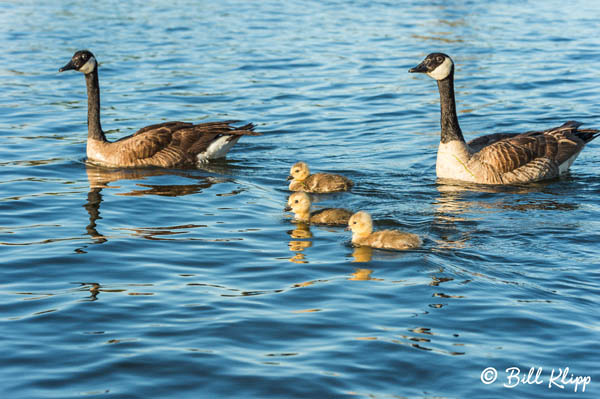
left=355, top=325, right=465, bottom=356
left=435, top=178, right=576, bottom=211
left=86, top=163, right=222, bottom=194
left=76, top=282, right=150, bottom=302
left=286, top=221, right=312, bottom=264
left=348, top=268, right=382, bottom=281
left=432, top=179, right=578, bottom=249
left=83, top=187, right=106, bottom=244
left=80, top=164, right=223, bottom=248
left=351, top=246, right=373, bottom=263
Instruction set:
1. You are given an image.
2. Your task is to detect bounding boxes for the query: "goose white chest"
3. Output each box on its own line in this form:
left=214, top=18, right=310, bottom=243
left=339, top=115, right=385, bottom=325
left=86, top=138, right=112, bottom=165
left=436, top=140, right=476, bottom=182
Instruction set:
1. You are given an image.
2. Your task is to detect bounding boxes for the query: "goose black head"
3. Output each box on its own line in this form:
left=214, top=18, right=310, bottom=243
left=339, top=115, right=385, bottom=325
left=409, top=53, right=454, bottom=81
left=59, top=50, right=97, bottom=74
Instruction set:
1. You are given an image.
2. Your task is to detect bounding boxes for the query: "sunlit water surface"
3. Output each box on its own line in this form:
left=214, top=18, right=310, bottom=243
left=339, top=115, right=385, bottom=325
left=1, top=1, right=599, bottom=398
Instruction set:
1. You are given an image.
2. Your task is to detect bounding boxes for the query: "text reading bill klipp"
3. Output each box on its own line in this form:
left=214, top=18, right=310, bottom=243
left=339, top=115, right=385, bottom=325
left=480, top=366, right=591, bottom=392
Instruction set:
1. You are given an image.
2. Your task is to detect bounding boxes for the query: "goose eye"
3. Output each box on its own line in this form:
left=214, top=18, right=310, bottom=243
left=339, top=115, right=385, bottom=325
left=436, top=56, right=443, bottom=63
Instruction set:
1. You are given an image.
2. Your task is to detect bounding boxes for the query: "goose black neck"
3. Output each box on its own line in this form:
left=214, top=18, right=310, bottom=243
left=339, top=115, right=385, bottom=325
left=437, top=73, right=464, bottom=144
left=84, top=69, right=106, bottom=142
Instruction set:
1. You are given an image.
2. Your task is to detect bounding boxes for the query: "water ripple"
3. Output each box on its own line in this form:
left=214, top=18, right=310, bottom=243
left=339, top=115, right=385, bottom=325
left=1, top=0, right=599, bottom=398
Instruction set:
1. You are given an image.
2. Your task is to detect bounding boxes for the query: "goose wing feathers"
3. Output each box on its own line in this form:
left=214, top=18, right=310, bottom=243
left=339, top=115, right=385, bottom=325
left=470, top=121, right=597, bottom=183
left=467, top=132, right=520, bottom=152
left=112, top=121, right=258, bottom=167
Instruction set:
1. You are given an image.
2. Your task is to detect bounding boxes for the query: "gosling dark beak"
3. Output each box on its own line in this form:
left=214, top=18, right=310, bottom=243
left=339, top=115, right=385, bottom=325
left=409, top=61, right=428, bottom=74
left=284, top=206, right=292, bottom=212
left=345, top=226, right=351, bottom=231
left=286, top=175, right=293, bottom=181
left=59, top=60, right=76, bottom=73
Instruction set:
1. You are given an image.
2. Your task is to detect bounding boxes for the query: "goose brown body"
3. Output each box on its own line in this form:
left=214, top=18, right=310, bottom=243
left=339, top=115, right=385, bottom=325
left=287, top=162, right=353, bottom=193
left=409, top=53, right=598, bottom=184
left=347, top=211, right=421, bottom=250
left=86, top=120, right=257, bottom=168
left=285, top=192, right=352, bottom=226
left=60, top=50, right=259, bottom=168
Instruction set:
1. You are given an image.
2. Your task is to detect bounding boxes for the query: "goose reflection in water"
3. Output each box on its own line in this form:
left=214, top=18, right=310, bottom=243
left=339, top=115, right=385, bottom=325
left=432, top=179, right=578, bottom=249
left=80, top=163, right=223, bottom=248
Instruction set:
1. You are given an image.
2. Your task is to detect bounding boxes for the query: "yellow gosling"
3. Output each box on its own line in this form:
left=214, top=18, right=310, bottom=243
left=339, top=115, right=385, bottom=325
left=285, top=192, right=353, bottom=226
left=346, top=211, right=421, bottom=250
left=287, top=161, right=353, bottom=193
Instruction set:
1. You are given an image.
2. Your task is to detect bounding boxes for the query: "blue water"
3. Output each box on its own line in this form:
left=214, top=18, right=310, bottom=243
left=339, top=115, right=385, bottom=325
left=1, top=1, right=599, bottom=398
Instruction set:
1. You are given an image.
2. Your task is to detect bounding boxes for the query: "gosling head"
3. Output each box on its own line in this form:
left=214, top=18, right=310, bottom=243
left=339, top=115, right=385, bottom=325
left=285, top=192, right=311, bottom=216
left=346, top=211, right=373, bottom=236
left=409, top=53, right=454, bottom=81
left=285, top=191, right=310, bottom=221
left=59, top=50, right=97, bottom=75
left=287, top=162, right=310, bottom=182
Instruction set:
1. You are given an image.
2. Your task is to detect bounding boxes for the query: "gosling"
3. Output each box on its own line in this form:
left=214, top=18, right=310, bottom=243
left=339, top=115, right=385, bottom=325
left=287, top=161, right=353, bottom=193
left=285, top=192, right=353, bottom=226
left=346, top=211, right=421, bottom=250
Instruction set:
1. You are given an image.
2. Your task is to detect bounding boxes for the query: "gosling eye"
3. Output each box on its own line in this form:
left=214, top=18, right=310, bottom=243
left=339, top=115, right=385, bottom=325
left=294, top=200, right=299, bottom=203
left=294, top=169, right=299, bottom=173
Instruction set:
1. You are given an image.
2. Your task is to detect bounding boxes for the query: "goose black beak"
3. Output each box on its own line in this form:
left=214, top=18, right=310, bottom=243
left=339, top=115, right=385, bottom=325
left=286, top=175, right=293, bottom=181
left=284, top=206, right=292, bottom=212
left=59, top=60, right=76, bottom=72
left=409, top=62, right=428, bottom=74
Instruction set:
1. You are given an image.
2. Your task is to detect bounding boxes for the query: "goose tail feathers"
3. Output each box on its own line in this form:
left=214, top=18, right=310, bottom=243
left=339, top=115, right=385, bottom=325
left=232, top=122, right=261, bottom=136
left=559, top=121, right=600, bottom=143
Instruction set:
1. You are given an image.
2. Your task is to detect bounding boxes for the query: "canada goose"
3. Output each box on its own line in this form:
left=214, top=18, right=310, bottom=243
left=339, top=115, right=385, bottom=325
left=59, top=50, right=260, bottom=168
left=287, top=161, right=353, bottom=193
left=346, top=211, right=421, bottom=250
left=409, top=53, right=598, bottom=184
left=285, top=191, right=353, bottom=226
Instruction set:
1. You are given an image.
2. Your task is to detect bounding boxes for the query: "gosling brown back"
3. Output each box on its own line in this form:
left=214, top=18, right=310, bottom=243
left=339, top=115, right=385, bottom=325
left=287, top=161, right=353, bottom=193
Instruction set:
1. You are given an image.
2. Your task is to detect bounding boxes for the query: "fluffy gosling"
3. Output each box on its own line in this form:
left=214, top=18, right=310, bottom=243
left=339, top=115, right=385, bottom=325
left=287, top=161, right=353, bottom=193
left=285, top=192, right=353, bottom=226
left=346, top=211, right=421, bottom=250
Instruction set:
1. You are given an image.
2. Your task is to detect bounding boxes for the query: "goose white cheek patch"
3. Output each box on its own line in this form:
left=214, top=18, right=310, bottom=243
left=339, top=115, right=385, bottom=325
left=79, top=57, right=96, bottom=74
left=427, top=57, right=453, bottom=80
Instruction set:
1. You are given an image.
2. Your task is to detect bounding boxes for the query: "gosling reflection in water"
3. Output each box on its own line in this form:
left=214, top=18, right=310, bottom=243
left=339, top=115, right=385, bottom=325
left=348, top=268, right=383, bottom=281
left=285, top=192, right=352, bottom=226
left=287, top=221, right=312, bottom=264
left=351, top=246, right=373, bottom=263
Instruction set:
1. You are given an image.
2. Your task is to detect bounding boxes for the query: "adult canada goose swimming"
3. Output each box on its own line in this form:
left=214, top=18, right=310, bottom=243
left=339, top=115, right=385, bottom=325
left=346, top=211, right=421, bottom=250
left=409, top=53, right=598, bottom=184
left=59, top=50, right=260, bottom=168
left=285, top=192, right=353, bottom=226
left=287, top=161, right=353, bottom=193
